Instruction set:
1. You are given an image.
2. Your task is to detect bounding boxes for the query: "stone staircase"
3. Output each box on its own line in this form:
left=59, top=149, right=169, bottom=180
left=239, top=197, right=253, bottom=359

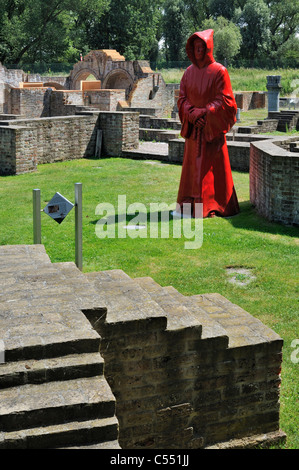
left=139, top=114, right=181, bottom=143
left=290, top=141, right=299, bottom=153
left=0, top=245, right=120, bottom=449
left=83, top=269, right=285, bottom=449
left=268, top=110, right=299, bottom=132
left=0, top=245, right=286, bottom=449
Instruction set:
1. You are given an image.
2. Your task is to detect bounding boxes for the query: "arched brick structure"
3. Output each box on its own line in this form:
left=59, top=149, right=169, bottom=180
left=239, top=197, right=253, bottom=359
left=68, top=50, right=127, bottom=90
left=102, top=69, right=134, bottom=99
left=103, top=69, right=133, bottom=89
left=70, top=67, right=101, bottom=90
left=43, top=81, right=65, bottom=90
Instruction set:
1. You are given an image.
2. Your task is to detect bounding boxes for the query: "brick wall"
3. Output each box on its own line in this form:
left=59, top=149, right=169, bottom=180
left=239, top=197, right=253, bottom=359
left=0, top=111, right=139, bottom=174
left=168, top=138, right=251, bottom=171
left=92, top=294, right=283, bottom=449
left=0, top=114, right=98, bottom=174
left=129, top=74, right=174, bottom=117
left=0, top=125, right=37, bottom=175
left=8, top=88, right=53, bottom=118
left=85, top=90, right=126, bottom=111
left=250, top=137, right=299, bottom=226
left=98, top=111, right=139, bottom=156
left=235, top=92, right=267, bottom=111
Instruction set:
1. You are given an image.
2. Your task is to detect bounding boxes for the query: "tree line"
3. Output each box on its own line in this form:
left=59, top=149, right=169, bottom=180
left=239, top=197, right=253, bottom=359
left=0, top=0, right=298, bottom=69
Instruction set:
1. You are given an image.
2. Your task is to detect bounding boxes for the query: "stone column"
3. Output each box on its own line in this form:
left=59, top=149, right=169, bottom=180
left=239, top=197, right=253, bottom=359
left=266, top=75, right=281, bottom=113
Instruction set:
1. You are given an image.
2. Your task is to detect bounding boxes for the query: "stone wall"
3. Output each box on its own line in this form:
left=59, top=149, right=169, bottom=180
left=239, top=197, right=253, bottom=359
left=250, top=137, right=299, bottom=226
left=10, top=87, right=52, bottom=117
left=129, top=74, right=174, bottom=118
left=0, top=125, right=37, bottom=175
left=85, top=89, right=126, bottom=111
left=0, top=62, right=24, bottom=88
left=92, top=287, right=283, bottom=449
left=235, top=92, right=267, bottom=111
left=97, top=111, right=139, bottom=156
left=49, top=90, right=84, bottom=116
left=0, top=111, right=139, bottom=175
left=168, top=137, right=252, bottom=171
left=0, top=114, right=98, bottom=174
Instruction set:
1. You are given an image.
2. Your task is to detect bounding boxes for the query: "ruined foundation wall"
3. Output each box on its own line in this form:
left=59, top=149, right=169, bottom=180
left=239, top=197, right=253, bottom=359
left=96, top=304, right=283, bottom=449
left=235, top=92, right=267, bottom=111
left=0, top=114, right=98, bottom=174
left=168, top=138, right=251, bottom=172
left=250, top=138, right=299, bottom=226
left=98, top=111, right=139, bottom=156
left=0, top=111, right=139, bottom=175
left=129, top=75, right=174, bottom=117
left=0, top=125, right=37, bottom=175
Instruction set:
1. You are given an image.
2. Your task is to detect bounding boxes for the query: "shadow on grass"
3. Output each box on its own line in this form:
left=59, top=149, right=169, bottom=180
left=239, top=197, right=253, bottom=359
left=89, top=200, right=298, bottom=239
left=89, top=210, right=176, bottom=226
left=228, top=201, right=299, bottom=238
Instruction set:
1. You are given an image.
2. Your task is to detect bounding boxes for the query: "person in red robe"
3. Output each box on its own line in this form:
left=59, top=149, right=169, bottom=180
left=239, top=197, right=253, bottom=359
left=176, top=29, right=240, bottom=218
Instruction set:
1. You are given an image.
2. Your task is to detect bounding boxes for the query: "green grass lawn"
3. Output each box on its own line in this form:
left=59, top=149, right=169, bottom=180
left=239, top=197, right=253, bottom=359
left=0, top=157, right=298, bottom=448
left=160, top=67, right=299, bottom=97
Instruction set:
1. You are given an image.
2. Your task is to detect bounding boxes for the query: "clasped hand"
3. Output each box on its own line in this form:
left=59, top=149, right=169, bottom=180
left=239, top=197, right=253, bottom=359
left=194, top=116, right=206, bottom=129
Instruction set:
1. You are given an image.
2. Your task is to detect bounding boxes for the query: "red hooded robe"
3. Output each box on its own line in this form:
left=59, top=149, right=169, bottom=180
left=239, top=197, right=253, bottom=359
left=176, top=30, right=240, bottom=218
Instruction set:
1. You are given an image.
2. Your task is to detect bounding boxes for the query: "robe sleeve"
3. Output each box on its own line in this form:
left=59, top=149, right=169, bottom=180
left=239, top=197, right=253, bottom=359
left=204, top=67, right=237, bottom=142
left=178, top=71, right=206, bottom=139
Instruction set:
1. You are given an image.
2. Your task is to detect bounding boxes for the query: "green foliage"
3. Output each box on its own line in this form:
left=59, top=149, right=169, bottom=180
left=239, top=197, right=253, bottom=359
left=208, top=0, right=237, bottom=20
left=0, top=0, right=110, bottom=64
left=202, top=16, right=242, bottom=63
left=85, top=0, right=163, bottom=61
left=0, top=0, right=298, bottom=67
left=236, top=0, right=271, bottom=60
left=162, top=0, right=190, bottom=62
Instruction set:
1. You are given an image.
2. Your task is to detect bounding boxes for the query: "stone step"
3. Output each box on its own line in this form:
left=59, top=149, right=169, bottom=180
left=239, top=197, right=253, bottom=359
left=4, top=329, right=101, bottom=362
left=139, top=128, right=180, bottom=142
left=85, top=270, right=168, bottom=328
left=58, top=439, right=121, bottom=449
left=134, top=277, right=227, bottom=345
left=122, top=142, right=169, bottom=161
left=139, top=115, right=181, bottom=130
left=0, top=416, right=119, bottom=449
left=0, top=375, right=116, bottom=433
left=162, top=285, right=281, bottom=349
left=0, top=352, right=104, bottom=388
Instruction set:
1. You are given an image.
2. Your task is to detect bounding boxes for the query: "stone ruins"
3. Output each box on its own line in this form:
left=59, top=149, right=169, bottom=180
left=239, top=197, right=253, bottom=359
left=0, top=50, right=295, bottom=449
left=0, top=50, right=298, bottom=226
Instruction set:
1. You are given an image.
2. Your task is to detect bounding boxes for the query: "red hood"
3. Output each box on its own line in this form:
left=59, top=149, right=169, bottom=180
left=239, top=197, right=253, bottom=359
left=186, top=30, right=215, bottom=68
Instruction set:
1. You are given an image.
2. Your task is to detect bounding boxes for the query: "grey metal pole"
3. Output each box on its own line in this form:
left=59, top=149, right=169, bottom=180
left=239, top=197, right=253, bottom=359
left=75, top=183, right=83, bottom=270
left=33, top=189, right=41, bottom=244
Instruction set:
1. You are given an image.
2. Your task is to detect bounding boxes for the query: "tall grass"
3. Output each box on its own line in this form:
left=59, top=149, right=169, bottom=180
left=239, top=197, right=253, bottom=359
left=160, top=68, right=299, bottom=96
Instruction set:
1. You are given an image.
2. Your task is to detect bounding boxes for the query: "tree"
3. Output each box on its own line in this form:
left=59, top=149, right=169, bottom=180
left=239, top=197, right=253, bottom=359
left=265, top=0, right=299, bottom=57
left=236, top=0, right=271, bottom=61
left=208, top=0, right=236, bottom=20
left=202, top=16, right=242, bottom=64
left=0, top=0, right=110, bottom=65
left=86, top=0, right=163, bottom=61
left=162, top=0, right=190, bottom=63
left=183, top=0, right=210, bottom=31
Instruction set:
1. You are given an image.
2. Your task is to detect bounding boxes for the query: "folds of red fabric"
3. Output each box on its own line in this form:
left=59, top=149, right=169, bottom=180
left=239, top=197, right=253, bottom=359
left=177, top=61, right=240, bottom=218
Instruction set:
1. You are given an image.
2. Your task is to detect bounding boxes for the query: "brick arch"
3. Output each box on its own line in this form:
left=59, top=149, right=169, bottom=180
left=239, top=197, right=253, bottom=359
left=102, top=69, right=134, bottom=96
left=69, top=68, right=100, bottom=90
left=43, top=82, right=65, bottom=90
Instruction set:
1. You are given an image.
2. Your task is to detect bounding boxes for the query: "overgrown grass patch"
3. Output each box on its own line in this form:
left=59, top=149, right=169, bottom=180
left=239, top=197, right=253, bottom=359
left=160, top=67, right=299, bottom=97
left=0, top=157, right=298, bottom=448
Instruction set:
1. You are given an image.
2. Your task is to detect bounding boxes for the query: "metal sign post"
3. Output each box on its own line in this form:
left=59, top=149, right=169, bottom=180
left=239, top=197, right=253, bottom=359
left=33, top=183, right=83, bottom=270
left=75, top=183, right=83, bottom=271
left=33, top=189, right=41, bottom=244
